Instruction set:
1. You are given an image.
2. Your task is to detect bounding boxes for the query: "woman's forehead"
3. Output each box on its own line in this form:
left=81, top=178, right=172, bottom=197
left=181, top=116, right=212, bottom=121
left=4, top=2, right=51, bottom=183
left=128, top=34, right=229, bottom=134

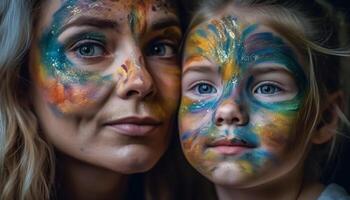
left=37, top=0, right=178, bottom=34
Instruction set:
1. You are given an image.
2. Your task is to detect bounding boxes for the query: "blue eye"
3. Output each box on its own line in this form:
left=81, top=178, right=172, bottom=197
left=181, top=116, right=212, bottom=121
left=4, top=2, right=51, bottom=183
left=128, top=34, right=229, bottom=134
left=146, top=42, right=177, bottom=57
left=73, top=42, right=106, bottom=58
left=194, top=83, right=217, bottom=94
left=254, top=84, right=281, bottom=95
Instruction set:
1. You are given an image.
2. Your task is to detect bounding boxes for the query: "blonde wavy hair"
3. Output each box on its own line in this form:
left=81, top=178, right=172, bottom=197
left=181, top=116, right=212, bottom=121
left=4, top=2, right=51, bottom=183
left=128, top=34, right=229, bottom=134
left=0, top=0, right=55, bottom=199
left=184, top=0, right=350, bottom=181
left=0, top=0, right=216, bottom=200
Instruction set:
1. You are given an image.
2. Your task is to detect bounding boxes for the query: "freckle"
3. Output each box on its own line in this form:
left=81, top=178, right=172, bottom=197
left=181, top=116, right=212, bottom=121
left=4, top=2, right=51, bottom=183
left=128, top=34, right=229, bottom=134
left=80, top=148, right=84, bottom=152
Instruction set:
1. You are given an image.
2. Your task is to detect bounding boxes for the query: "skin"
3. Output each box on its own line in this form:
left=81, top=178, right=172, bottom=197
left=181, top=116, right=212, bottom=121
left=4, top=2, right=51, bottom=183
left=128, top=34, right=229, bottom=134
left=179, top=8, right=327, bottom=200
left=29, top=0, right=181, bottom=199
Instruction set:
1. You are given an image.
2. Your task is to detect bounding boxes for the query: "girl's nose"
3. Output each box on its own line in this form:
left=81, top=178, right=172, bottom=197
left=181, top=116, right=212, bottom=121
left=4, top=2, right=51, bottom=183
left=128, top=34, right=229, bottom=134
left=214, top=101, right=248, bottom=126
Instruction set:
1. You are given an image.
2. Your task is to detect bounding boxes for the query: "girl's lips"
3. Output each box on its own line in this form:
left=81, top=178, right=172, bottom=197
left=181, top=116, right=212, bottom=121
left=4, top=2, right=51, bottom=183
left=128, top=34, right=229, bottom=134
left=209, top=146, right=251, bottom=155
left=207, top=138, right=256, bottom=155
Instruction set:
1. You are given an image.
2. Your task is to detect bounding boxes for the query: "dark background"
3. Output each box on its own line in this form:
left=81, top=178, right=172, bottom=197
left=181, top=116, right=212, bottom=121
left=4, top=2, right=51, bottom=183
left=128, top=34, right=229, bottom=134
left=327, top=0, right=350, bottom=192
left=330, top=0, right=350, bottom=15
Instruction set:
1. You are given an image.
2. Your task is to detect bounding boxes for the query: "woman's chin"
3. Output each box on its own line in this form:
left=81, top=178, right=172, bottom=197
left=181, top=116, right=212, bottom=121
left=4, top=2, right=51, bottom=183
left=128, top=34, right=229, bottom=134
left=104, top=144, right=164, bottom=174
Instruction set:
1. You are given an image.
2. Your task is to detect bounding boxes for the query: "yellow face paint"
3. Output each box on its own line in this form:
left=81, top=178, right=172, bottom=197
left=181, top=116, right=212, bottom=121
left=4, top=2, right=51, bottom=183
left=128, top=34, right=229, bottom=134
left=179, top=15, right=308, bottom=184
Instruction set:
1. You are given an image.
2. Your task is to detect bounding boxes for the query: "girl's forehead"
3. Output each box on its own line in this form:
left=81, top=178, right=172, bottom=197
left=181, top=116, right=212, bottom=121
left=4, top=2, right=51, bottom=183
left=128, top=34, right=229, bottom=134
left=184, top=15, right=307, bottom=81
left=191, top=15, right=276, bottom=38
left=187, top=14, right=304, bottom=57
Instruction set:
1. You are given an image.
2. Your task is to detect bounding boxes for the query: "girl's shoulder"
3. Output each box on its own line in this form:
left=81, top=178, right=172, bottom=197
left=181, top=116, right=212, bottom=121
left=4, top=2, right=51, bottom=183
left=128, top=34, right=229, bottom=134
left=318, top=183, right=350, bottom=200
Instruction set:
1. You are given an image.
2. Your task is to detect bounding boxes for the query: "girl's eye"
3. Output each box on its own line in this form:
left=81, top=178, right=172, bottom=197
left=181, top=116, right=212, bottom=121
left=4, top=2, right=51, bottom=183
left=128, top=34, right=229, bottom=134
left=253, top=83, right=282, bottom=95
left=71, top=41, right=106, bottom=58
left=146, top=42, right=177, bottom=57
left=193, top=83, right=217, bottom=95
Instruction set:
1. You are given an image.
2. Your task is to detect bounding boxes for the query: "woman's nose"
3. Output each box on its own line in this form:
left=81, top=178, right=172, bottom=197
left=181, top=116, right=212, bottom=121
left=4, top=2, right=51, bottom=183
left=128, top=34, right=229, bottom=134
left=214, top=101, right=248, bottom=126
left=116, top=59, right=155, bottom=100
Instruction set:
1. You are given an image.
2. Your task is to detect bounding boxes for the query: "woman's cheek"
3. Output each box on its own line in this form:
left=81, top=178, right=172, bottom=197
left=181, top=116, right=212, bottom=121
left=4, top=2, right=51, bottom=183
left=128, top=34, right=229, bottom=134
left=33, top=58, right=113, bottom=115
left=147, top=59, right=181, bottom=112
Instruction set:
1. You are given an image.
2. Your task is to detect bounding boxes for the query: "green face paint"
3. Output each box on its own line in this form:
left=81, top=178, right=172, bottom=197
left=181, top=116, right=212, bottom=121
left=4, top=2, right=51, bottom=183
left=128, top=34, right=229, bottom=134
left=179, top=15, right=308, bottom=184
left=33, top=0, right=179, bottom=115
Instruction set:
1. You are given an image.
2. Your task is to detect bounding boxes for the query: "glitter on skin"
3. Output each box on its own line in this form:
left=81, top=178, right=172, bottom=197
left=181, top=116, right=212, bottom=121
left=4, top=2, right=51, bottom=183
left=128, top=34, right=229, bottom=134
left=128, top=2, right=147, bottom=41
left=33, top=0, right=114, bottom=114
left=34, top=0, right=171, bottom=115
left=179, top=16, right=307, bottom=176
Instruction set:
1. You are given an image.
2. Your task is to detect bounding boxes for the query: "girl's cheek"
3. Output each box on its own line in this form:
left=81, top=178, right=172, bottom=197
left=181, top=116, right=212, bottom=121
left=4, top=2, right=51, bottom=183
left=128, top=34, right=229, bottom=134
left=179, top=96, right=217, bottom=136
left=252, top=109, right=299, bottom=155
left=179, top=96, right=217, bottom=165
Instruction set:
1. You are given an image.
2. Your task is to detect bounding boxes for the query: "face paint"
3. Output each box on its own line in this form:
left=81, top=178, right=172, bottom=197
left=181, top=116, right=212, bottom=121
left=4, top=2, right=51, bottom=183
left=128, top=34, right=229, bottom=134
left=179, top=15, right=308, bottom=183
left=128, top=2, right=147, bottom=40
left=30, top=0, right=183, bottom=179
left=33, top=0, right=175, bottom=115
left=32, top=0, right=111, bottom=115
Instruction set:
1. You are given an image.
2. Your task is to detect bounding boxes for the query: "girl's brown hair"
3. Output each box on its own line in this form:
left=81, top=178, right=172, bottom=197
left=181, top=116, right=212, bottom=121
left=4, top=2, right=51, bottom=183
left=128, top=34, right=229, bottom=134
left=183, top=0, right=350, bottom=182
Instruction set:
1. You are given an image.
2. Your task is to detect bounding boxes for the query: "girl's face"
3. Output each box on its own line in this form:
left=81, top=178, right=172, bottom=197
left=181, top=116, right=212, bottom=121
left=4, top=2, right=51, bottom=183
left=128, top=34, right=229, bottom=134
left=179, top=15, right=308, bottom=186
left=30, top=0, right=182, bottom=173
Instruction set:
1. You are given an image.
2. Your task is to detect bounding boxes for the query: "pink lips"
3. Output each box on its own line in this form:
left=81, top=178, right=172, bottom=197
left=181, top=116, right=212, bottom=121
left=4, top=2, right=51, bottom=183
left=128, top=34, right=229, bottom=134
left=208, top=139, right=255, bottom=155
left=103, top=116, right=162, bottom=136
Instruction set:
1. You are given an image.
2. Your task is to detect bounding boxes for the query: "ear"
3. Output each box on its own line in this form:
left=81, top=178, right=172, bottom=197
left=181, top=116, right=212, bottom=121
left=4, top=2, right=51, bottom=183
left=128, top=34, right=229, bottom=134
left=311, top=91, right=344, bottom=144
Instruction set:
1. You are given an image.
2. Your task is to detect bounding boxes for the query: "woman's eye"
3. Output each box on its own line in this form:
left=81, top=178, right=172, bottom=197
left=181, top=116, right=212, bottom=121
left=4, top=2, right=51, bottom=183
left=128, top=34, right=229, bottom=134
left=253, top=84, right=282, bottom=95
left=146, top=42, right=177, bottom=57
left=71, top=41, right=106, bottom=58
left=193, top=83, right=217, bottom=95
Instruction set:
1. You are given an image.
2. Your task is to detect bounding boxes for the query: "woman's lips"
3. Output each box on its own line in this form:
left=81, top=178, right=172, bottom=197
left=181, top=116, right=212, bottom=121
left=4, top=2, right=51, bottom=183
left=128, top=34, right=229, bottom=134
left=103, top=116, right=162, bottom=136
left=207, top=138, right=256, bottom=155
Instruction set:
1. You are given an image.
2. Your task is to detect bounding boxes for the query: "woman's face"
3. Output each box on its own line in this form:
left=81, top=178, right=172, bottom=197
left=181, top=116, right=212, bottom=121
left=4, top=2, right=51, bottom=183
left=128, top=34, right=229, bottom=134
left=179, top=14, right=309, bottom=186
left=30, top=0, right=182, bottom=173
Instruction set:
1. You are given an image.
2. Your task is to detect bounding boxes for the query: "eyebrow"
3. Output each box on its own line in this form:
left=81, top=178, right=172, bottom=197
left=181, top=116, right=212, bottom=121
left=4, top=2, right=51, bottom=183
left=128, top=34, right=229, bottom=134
left=149, top=17, right=181, bottom=32
left=182, top=65, right=218, bottom=76
left=249, top=65, right=292, bottom=75
left=59, top=16, right=119, bottom=34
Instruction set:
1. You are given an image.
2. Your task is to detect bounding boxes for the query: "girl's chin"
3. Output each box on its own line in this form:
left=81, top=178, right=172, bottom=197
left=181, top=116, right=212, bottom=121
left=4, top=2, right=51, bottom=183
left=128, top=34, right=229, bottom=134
left=209, top=162, right=246, bottom=185
left=196, top=161, right=259, bottom=187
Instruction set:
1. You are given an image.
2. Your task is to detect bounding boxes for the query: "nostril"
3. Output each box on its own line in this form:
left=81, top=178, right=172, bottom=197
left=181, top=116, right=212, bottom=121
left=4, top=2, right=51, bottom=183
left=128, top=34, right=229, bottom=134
left=216, top=117, right=224, bottom=125
left=232, top=117, right=239, bottom=123
left=126, top=90, right=139, bottom=97
left=215, top=114, right=246, bottom=126
left=214, top=103, right=248, bottom=126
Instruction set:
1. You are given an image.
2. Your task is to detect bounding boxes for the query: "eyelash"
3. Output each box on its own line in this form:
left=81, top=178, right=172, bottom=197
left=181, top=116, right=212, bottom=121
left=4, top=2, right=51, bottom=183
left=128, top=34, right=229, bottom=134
left=145, top=39, right=179, bottom=58
left=190, top=82, right=218, bottom=95
left=69, top=39, right=108, bottom=59
left=252, top=82, right=283, bottom=96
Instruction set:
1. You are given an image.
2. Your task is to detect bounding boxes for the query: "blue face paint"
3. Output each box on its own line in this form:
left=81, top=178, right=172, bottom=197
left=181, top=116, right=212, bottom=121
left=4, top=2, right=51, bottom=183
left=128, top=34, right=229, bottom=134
left=35, top=0, right=113, bottom=115
left=179, top=15, right=308, bottom=180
